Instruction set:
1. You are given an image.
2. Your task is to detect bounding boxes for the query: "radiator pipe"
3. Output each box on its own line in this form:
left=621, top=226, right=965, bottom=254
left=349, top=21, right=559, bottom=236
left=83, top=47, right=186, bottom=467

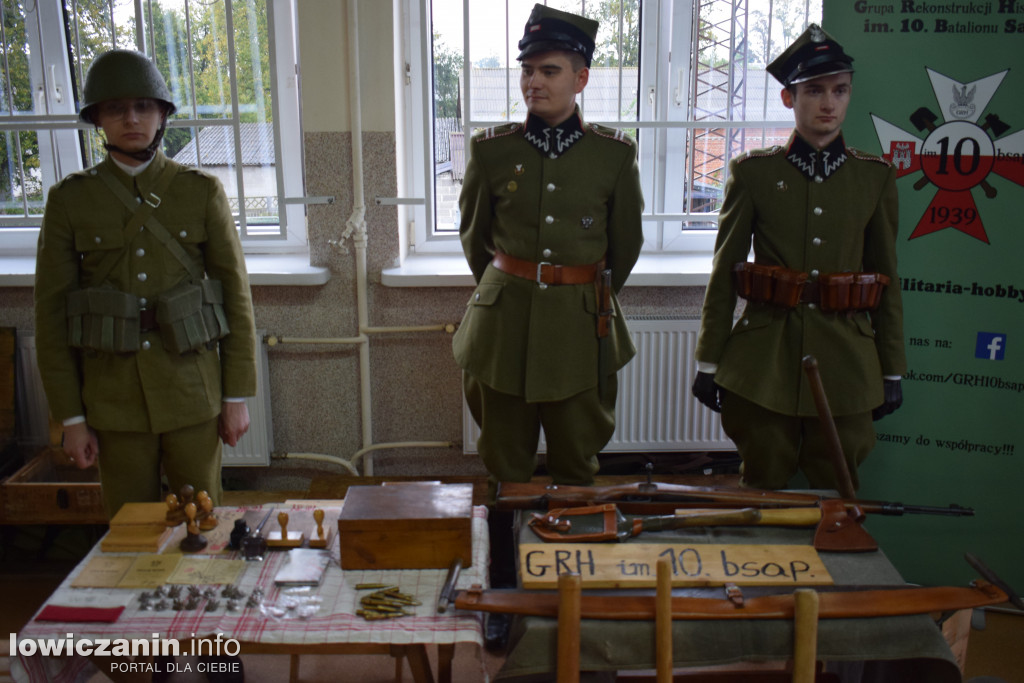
left=264, top=322, right=455, bottom=347
left=350, top=441, right=456, bottom=471
left=345, top=0, right=373, bottom=470
left=278, top=452, right=360, bottom=476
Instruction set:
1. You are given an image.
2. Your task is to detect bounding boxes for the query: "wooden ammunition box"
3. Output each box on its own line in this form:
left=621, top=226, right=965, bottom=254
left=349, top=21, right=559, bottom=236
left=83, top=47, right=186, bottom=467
left=337, top=482, right=473, bottom=570
left=0, top=446, right=106, bottom=524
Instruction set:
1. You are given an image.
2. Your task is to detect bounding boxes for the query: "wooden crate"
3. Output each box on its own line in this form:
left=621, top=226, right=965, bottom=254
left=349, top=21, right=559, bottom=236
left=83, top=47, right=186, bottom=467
left=0, top=446, right=106, bottom=524
left=337, top=482, right=473, bottom=570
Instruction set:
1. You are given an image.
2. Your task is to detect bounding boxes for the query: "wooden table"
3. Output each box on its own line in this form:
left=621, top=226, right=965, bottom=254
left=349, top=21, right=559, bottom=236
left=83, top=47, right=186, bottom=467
left=14, top=503, right=489, bottom=683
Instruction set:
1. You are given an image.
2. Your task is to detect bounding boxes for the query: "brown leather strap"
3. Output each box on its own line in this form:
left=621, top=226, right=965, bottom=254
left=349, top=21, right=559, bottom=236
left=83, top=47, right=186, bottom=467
left=139, top=308, right=159, bottom=332
left=492, top=250, right=602, bottom=286
left=454, top=580, right=1008, bottom=621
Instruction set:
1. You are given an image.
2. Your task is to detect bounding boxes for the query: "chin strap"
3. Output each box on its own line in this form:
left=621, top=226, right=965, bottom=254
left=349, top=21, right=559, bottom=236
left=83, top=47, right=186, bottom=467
left=101, top=122, right=167, bottom=163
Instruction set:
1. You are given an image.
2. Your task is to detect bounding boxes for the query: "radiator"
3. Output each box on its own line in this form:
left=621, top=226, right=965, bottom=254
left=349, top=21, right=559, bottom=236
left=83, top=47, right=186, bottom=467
left=462, top=317, right=734, bottom=453
left=16, top=332, right=273, bottom=466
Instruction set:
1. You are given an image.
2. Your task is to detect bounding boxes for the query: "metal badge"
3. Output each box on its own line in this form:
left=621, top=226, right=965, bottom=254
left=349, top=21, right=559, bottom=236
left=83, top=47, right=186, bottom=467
left=514, top=163, right=525, bottom=176
left=581, top=216, right=594, bottom=229
left=507, top=181, right=518, bottom=192
left=776, top=180, right=788, bottom=192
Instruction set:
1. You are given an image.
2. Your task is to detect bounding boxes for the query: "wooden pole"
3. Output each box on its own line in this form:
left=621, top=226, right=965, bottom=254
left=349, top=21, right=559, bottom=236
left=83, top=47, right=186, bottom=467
left=792, top=588, right=820, bottom=683
left=802, top=355, right=858, bottom=500
left=656, top=558, right=674, bottom=682
left=557, top=572, right=582, bottom=683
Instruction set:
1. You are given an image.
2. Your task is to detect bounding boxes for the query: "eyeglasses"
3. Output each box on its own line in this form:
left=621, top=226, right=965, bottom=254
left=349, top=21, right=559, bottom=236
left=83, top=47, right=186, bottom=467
left=95, top=98, right=163, bottom=120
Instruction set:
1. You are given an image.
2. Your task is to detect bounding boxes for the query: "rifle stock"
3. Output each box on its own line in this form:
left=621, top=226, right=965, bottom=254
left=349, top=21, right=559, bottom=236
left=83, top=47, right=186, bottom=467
left=495, top=481, right=974, bottom=517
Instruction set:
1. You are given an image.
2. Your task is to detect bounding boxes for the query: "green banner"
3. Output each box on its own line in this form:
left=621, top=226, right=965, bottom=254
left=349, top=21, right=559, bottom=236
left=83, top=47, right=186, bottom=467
left=826, top=2, right=1024, bottom=590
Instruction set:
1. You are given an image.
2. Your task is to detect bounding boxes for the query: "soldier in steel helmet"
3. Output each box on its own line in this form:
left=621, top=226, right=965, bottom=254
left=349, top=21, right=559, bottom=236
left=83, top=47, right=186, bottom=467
left=34, top=49, right=257, bottom=519
left=453, top=3, right=643, bottom=491
left=692, top=25, right=906, bottom=491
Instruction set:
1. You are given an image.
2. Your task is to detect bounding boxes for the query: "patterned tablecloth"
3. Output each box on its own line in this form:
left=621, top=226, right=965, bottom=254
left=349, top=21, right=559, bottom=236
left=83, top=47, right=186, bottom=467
left=13, top=503, right=489, bottom=683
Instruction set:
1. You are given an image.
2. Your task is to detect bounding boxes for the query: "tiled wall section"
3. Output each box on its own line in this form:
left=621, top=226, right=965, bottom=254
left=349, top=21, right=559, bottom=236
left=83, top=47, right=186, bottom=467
left=0, top=130, right=707, bottom=487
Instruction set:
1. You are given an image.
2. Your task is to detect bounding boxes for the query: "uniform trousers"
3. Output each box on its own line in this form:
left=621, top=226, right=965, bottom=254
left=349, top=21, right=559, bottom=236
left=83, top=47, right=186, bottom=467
left=95, top=416, right=223, bottom=518
left=720, top=392, right=875, bottom=491
left=463, top=373, right=617, bottom=494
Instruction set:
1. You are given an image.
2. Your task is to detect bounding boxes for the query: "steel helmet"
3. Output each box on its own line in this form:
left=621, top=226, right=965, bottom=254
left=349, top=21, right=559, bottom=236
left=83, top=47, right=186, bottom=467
left=79, top=49, right=176, bottom=123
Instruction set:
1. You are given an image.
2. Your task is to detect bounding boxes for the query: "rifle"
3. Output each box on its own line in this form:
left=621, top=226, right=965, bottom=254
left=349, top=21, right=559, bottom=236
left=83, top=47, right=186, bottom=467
left=496, top=481, right=974, bottom=552
left=495, top=480, right=973, bottom=517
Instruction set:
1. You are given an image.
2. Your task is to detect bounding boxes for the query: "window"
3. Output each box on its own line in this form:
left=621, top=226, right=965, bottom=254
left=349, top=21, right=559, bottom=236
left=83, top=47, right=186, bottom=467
left=0, top=0, right=305, bottom=254
left=398, top=0, right=822, bottom=256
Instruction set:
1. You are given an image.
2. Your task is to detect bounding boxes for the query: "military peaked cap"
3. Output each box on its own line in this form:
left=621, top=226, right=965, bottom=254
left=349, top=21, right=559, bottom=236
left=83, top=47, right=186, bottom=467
left=767, top=24, right=854, bottom=87
left=517, top=3, right=599, bottom=67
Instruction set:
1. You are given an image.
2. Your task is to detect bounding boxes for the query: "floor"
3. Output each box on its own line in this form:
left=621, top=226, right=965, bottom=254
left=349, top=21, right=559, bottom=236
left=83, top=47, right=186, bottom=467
left=2, top=476, right=1023, bottom=683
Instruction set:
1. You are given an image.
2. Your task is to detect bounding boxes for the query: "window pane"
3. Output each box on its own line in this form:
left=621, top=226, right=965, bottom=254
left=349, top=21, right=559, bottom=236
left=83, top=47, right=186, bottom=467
left=0, top=130, right=45, bottom=217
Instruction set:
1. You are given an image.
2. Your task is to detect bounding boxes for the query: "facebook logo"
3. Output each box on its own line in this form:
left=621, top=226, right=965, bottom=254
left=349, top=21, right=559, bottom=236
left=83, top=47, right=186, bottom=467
left=975, top=332, right=1007, bottom=361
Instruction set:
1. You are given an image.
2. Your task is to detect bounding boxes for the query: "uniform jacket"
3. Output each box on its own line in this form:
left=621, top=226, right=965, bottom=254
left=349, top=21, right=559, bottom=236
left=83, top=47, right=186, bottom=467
left=452, top=109, right=644, bottom=402
left=695, top=132, right=906, bottom=417
left=34, top=151, right=257, bottom=434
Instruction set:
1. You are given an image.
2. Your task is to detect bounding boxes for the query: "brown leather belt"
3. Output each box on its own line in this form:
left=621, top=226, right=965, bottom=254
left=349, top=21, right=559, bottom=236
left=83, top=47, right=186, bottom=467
left=492, top=250, right=602, bottom=286
left=799, top=281, right=820, bottom=304
left=139, top=308, right=159, bottom=332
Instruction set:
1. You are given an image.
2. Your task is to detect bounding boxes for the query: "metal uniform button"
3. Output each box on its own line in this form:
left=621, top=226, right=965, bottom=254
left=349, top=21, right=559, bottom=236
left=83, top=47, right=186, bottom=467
left=546, top=183, right=556, bottom=192
left=539, top=282, right=548, bottom=290
left=810, top=269, right=819, bottom=277
left=812, top=237, right=822, bottom=246
left=136, top=248, right=145, bottom=257
left=137, top=272, right=148, bottom=282
left=139, top=297, right=148, bottom=307
left=94, top=236, right=101, bottom=244
left=141, top=340, right=151, bottom=350
left=813, top=207, right=823, bottom=216
left=89, top=169, right=97, bottom=176
left=474, top=292, right=480, bottom=301
left=742, top=319, right=749, bottom=326
left=179, top=230, right=187, bottom=238
left=545, top=216, right=554, bottom=224
left=542, top=249, right=552, bottom=258
left=815, top=176, right=823, bottom=183
left=808, top=303, right=817, bottom=310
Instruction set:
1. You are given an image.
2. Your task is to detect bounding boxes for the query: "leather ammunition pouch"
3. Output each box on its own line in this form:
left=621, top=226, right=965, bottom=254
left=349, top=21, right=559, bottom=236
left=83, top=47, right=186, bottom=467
left=66, top=287, right=141, bottom=353
left=733, top=262, right=889, bottom=313
left=818, top=272, right=890, bottom=313
left=156, top=279, right=230, bottom=354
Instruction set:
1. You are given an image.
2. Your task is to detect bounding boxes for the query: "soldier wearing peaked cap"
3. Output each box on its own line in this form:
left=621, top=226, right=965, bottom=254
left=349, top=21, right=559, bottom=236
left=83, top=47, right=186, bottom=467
left=691, top=24, right=907, bottom=491
left=453, top=3, right=644, bottom=492
left=34, top=50, right=257, bottom=518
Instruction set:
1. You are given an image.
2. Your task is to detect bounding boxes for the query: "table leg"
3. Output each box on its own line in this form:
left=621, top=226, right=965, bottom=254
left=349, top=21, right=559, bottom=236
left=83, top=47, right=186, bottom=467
left=289, top=653, right=300, bottom=683
left=437, top=643, right=455, bottom=683
left=395, top=645, right=435, bottom=683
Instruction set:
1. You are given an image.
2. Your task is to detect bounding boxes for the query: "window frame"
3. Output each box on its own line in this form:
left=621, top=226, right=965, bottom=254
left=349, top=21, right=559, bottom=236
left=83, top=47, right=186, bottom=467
left=0, top=0, right=307, bottom=255
left=398, top=0, right=816, bottom=261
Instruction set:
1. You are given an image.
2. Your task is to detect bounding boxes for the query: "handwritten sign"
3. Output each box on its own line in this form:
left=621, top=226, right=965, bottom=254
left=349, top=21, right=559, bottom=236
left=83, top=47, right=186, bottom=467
left=519, top=543, right=833, bottom=589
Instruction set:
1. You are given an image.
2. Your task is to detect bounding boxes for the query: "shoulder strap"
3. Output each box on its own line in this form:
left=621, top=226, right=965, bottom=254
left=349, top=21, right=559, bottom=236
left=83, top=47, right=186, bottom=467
left=95, top=163, right=205, bottom=285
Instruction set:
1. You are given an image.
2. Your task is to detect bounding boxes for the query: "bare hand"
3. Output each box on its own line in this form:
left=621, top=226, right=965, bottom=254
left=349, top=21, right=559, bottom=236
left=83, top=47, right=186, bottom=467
left=218, top=401, right=250, bottom=447
left=62, top=422, right=99, bottom=468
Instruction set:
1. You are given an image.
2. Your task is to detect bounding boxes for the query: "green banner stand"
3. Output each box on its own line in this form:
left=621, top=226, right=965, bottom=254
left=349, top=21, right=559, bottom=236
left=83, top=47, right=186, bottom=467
left=826, top=2, right=1024, bottom=591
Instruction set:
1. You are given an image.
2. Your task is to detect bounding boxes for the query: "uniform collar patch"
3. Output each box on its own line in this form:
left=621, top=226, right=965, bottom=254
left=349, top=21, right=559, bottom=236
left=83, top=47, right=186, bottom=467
left=524, top=111, right=585, bottom=158
left=786, top=133, right=847, bottom=181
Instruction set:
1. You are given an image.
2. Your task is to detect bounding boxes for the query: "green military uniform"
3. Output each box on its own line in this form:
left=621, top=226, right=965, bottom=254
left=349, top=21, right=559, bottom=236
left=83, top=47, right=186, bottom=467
left=453, top=108, right=644, bottom=485
left=695, top=131, right=906, bottom=489
left=34, top=150, right=257, bottom=514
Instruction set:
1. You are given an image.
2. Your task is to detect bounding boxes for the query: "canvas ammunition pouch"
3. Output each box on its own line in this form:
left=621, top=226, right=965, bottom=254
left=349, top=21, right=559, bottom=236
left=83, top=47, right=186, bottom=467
left=66, top=287, right=141, bottom=353
left=156, top=279, right=230, bottom=354
left=733, top=262, right=889, bottom=313
left=66, top=279, right=228, bottom=354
